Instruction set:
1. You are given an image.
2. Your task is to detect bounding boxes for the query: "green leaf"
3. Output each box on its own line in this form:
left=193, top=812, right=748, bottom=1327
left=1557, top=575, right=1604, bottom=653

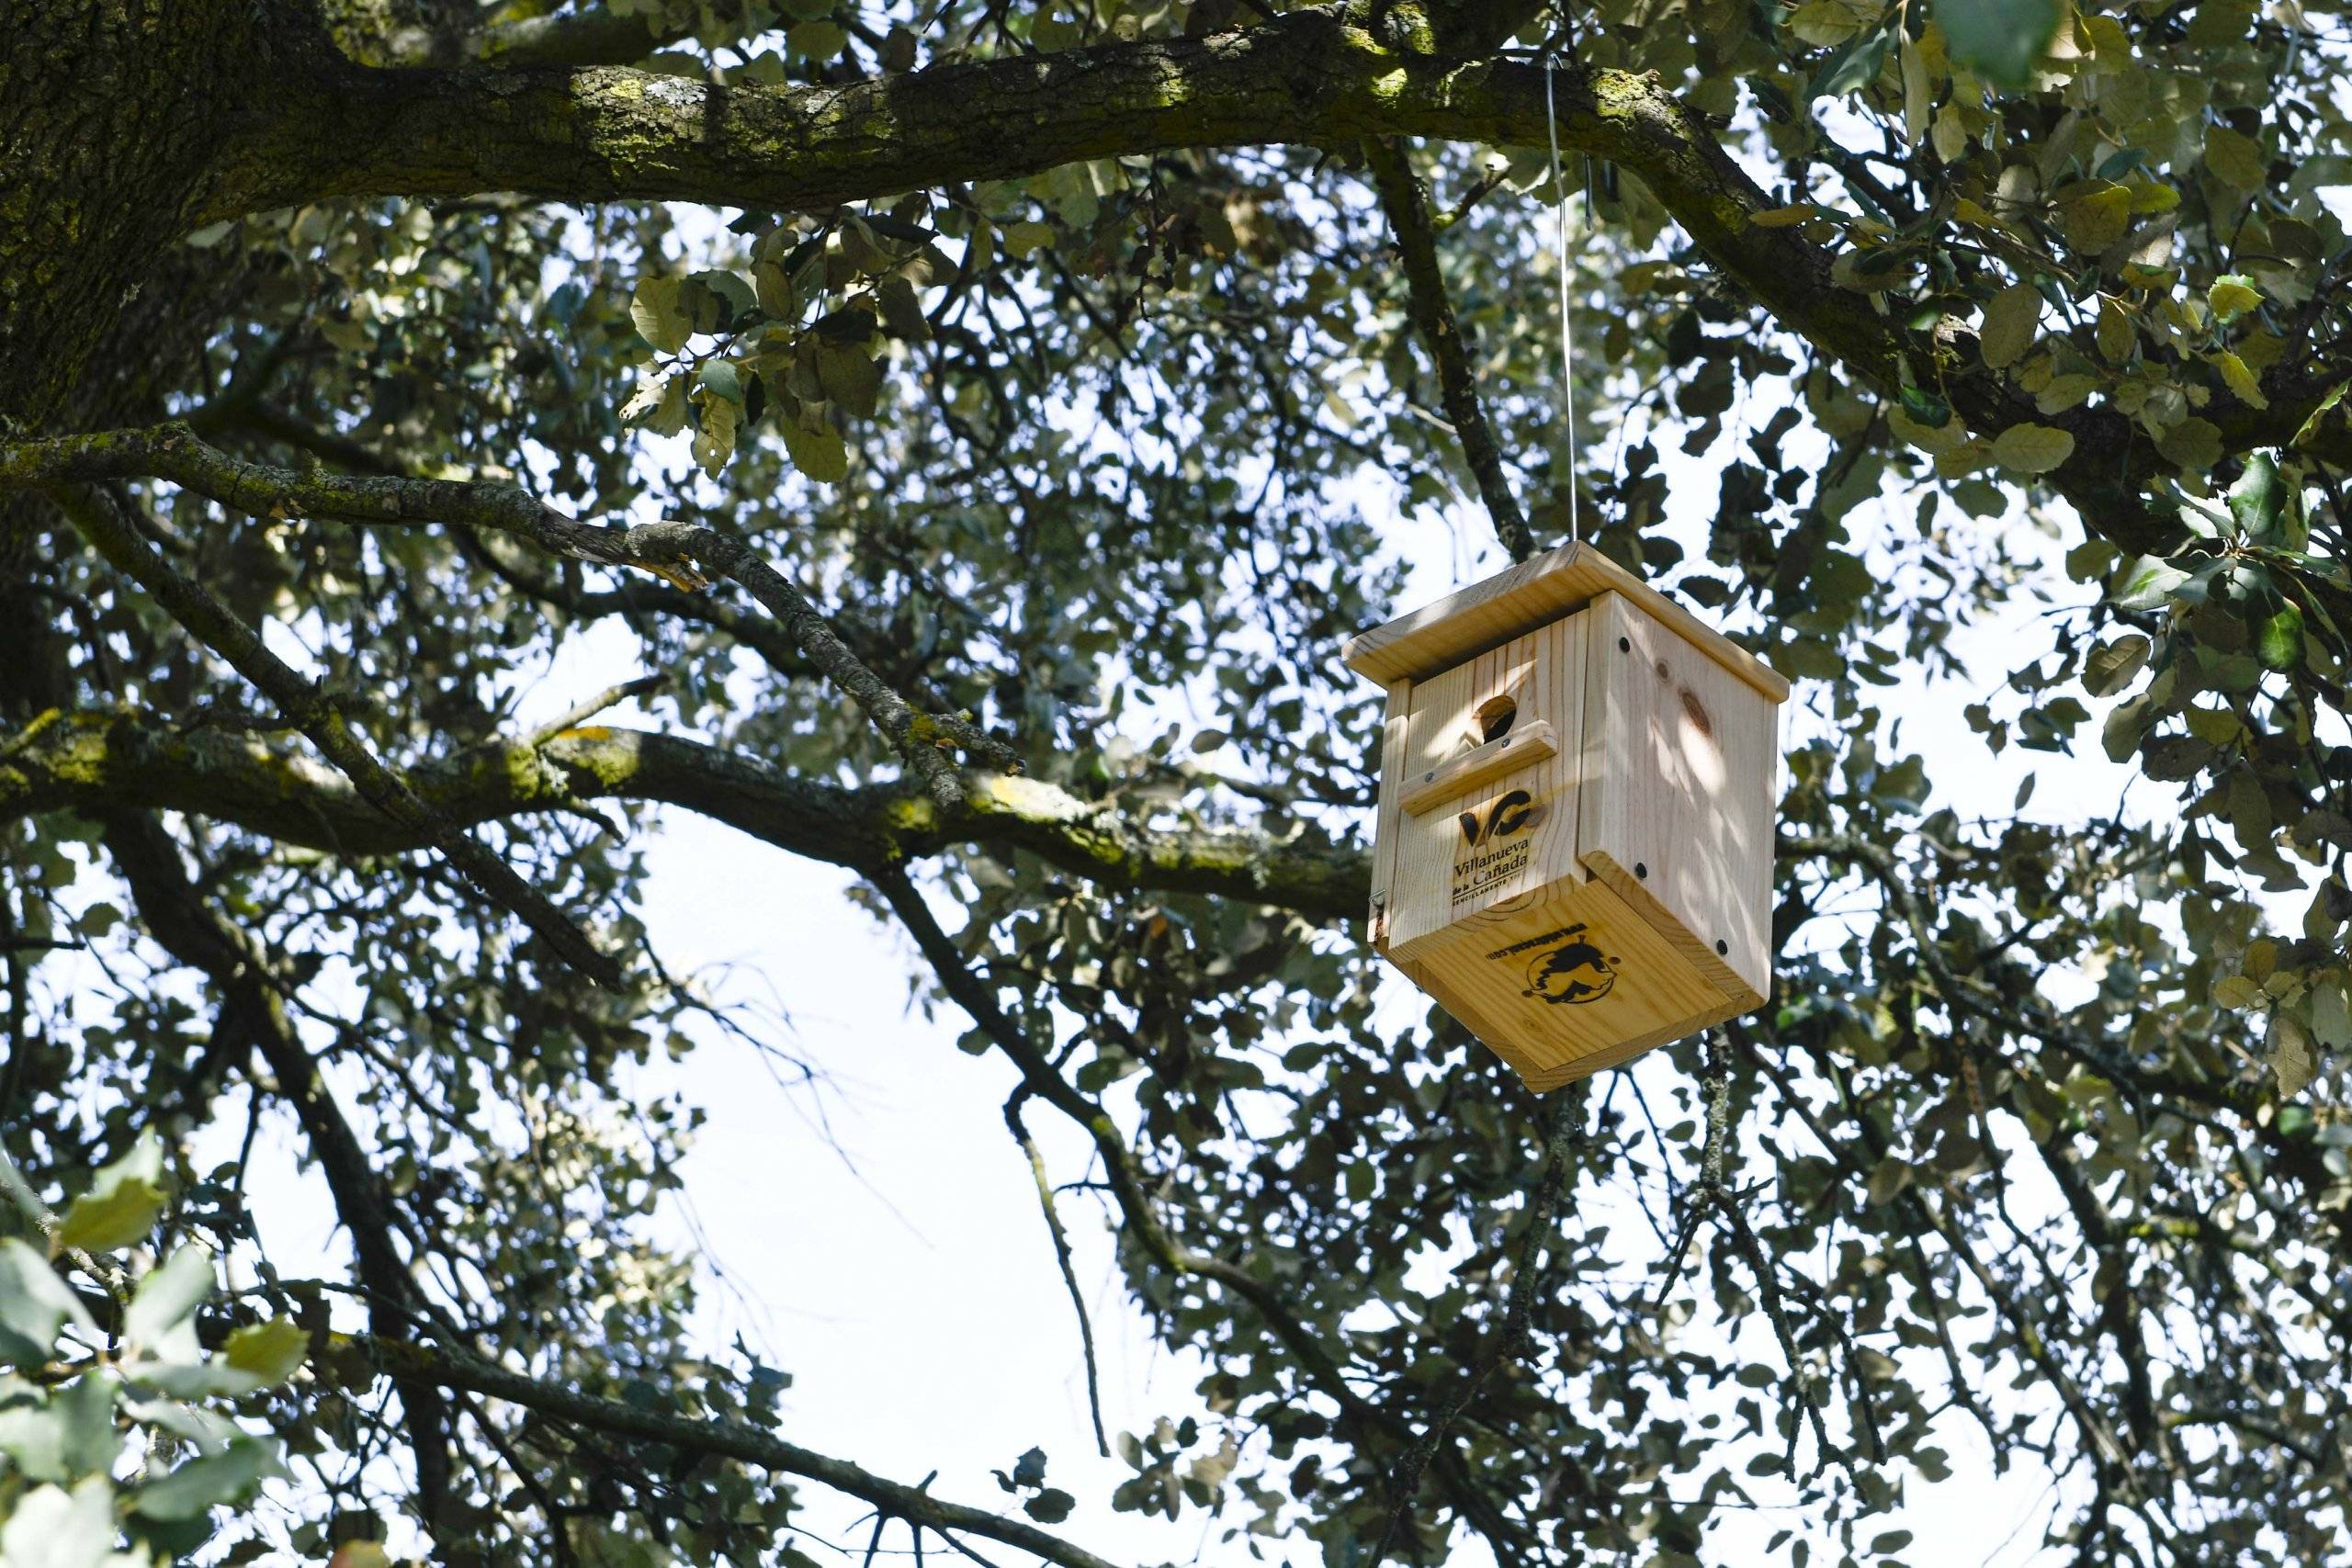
left=131, top=1434, right=286, bottom=1521
left=2158, top=416, right=2223, bottom=472
left=58, top=1130, right=166, bottom=1253
left=695, top=358, right=742, bottom=404
left=2311, top=973, right=2352, bottom=1050
left=2111, top=556, right=2190, bottom=610
left=752, top=259, right=796, bottom=320
left=52, top=1371, right=120, bottom=1480
left=0, top=1240, right=97, bottom=1365
left=0, top=1476, right=115, bottom=1568
left=816, top=342, right=883, bottom=419
left=2209, top=275, right=2263, bottom=324
left=1811, top=19, right=1895, bottom=100
left=692, top=391, right=740, bottom=479
left=0, top=1399, right=69, bottom=1483
left=2267, top=1010, right=2317, bottom=1099
left=220, top=1318, right=309, bottom=1387
left=2228, top=452, right=2283, bottom=538
left=2083, top=634, right=2152, bottom=697
left=1012, top=1446, right=1048, bottom=1489
left=691, top=268, right=757, bottom=326
left=123, top=1246, right=215, bottom=1348
left=781, top=422, right=849, bottom=484
left=2257, top=604, right=2304, bottom=671
left=1024, top=1488, right=1077, bottom=1524
left=1990, top=422, right=2075, bottom=475
left=1002, top=221, right=1055, bottom=260
left=876, top=276, right=930, bottom=343
left=2292, top=381, right=2347, bottom=449
left=1897, top=383, right=1950, bottom=429
left=629, top=276, right=693, bottom=355
left=1938, top=0, right=2063, bottom=87
left=786, top=18, right=848, bottom=58
left=1977, top=282, right=2042, bottom=369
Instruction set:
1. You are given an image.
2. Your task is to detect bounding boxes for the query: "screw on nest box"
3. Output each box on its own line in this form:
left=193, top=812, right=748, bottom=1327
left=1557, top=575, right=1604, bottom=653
left=1343, top=542, right=1787, bottom=1092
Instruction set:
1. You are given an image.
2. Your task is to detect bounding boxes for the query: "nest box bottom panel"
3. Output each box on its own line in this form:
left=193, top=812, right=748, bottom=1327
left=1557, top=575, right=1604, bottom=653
left=1387, top=871, right=1763, bottom=1093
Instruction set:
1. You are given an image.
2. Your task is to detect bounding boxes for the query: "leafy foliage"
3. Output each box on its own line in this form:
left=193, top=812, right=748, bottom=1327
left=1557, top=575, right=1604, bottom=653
left=5, top=0, right=2352, bottom=1563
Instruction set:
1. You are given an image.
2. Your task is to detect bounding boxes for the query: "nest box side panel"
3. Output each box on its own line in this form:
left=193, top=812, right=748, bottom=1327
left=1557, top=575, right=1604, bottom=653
left=1382, top=617, right=1586, bottom=955
left=1367, top=679, right=1411, bottom=948
left=1394, top=878, right=1742, bottom=1089
left=1577, top=592, right=1779, bottom=1006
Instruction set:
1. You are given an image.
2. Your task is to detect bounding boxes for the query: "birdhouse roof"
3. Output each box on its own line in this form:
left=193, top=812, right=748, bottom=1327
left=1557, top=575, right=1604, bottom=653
left=1340, top=542, right=1790, bottom=702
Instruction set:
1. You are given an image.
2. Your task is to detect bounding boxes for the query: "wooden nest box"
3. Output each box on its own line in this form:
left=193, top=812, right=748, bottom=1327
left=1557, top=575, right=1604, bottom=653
left=1344, top=543, right=1789, bottom=1091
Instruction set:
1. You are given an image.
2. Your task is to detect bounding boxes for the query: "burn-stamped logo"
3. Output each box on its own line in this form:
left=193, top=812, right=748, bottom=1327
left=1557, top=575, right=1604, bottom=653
left=1450, top=789, right=1543, bottom=905
left=1487, top=924, right=1622, bottom=1006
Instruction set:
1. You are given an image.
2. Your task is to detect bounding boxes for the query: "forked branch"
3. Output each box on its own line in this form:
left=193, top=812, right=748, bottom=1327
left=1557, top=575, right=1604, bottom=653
left=2, top=421, right=1012, bottom=810
left=55, top=483, right=623, bottom=988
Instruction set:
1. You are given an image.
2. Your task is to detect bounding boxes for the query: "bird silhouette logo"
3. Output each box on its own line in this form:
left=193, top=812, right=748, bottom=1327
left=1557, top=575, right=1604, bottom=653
left=1521, top=927, right=1620, bottom=1006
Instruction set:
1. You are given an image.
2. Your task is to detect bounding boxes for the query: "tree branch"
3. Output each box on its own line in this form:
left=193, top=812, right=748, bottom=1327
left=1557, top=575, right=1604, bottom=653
left=137, top=1297, right=1132, bottom=1568
left=51, top=482, right=624, bottom=987
left=1363, top=135, right=1535, bottom=563
left=336, top=1337, right=1071, bottom=1568
left=1, top=707, right=1369, bottom=925
left=0, top=422, right=1011, bottom=807
left=98, top=809, right=462, bottom=1538
left=219, top=7, right=2339, bottom=553
left=1369, top=1085, right=1581, bottom=1567
left=867, top=867, right=1537, bottom=1563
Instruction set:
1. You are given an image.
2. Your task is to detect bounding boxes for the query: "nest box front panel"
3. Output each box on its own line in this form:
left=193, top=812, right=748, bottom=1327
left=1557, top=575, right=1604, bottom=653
left=1382, top=618, right=1585, bottom=956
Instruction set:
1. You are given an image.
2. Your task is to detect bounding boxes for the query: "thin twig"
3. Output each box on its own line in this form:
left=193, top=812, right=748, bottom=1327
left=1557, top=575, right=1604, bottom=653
left=527, top=673, right=666, bottom=746
left=1005, top=1098, right=1112, bottom=1458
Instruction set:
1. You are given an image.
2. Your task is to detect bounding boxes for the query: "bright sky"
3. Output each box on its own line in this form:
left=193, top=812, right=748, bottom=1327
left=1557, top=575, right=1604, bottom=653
left=465, top=431, right=2157, bottom=1567
left=74, top=149, right=2287, bottom=1565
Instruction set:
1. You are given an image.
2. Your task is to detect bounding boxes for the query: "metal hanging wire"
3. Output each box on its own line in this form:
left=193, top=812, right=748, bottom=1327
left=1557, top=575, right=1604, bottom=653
left=1542, top=57, right=1581, bottom=546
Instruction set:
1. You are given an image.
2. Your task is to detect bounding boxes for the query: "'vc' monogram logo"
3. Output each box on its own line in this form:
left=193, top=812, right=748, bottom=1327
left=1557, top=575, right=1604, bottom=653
left=1457, top=789, right=1537, bottom=848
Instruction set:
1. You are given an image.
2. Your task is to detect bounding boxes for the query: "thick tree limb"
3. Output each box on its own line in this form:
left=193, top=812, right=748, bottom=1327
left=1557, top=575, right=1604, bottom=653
left=0, top=708, right=1369, bottom=925
left=51, top=483, right=624, bottom=987
left=1, top=422, right=1003, bottom=809
left=1363, top=135, right=1535, bottom=563
left=212, top=7, right=2339, bottom=555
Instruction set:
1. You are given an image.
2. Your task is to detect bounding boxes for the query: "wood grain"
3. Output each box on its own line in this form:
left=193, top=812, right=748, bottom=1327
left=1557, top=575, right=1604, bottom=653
left=1383, top=618, right=1585, bottom=954
left=1576, top=591, right=1778, bottom=1003
left=1396, top=878, right=1739, bottom=1089
left=1367, top=678, right=1411, bottom=947
left=1355, top=563, right=1787, bottom=1090
left=1340, top=541, right=1789, bottom=703
left=1399, top=719, right=1558, bottom=818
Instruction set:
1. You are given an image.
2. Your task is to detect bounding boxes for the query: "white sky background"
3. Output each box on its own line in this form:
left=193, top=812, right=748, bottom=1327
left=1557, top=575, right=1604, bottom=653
left=123, top=111, right=2345, bottom=1564
left=127, top=36, right=2346, bottom=1564
left=435, top=431, right=2161, bottom=1567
